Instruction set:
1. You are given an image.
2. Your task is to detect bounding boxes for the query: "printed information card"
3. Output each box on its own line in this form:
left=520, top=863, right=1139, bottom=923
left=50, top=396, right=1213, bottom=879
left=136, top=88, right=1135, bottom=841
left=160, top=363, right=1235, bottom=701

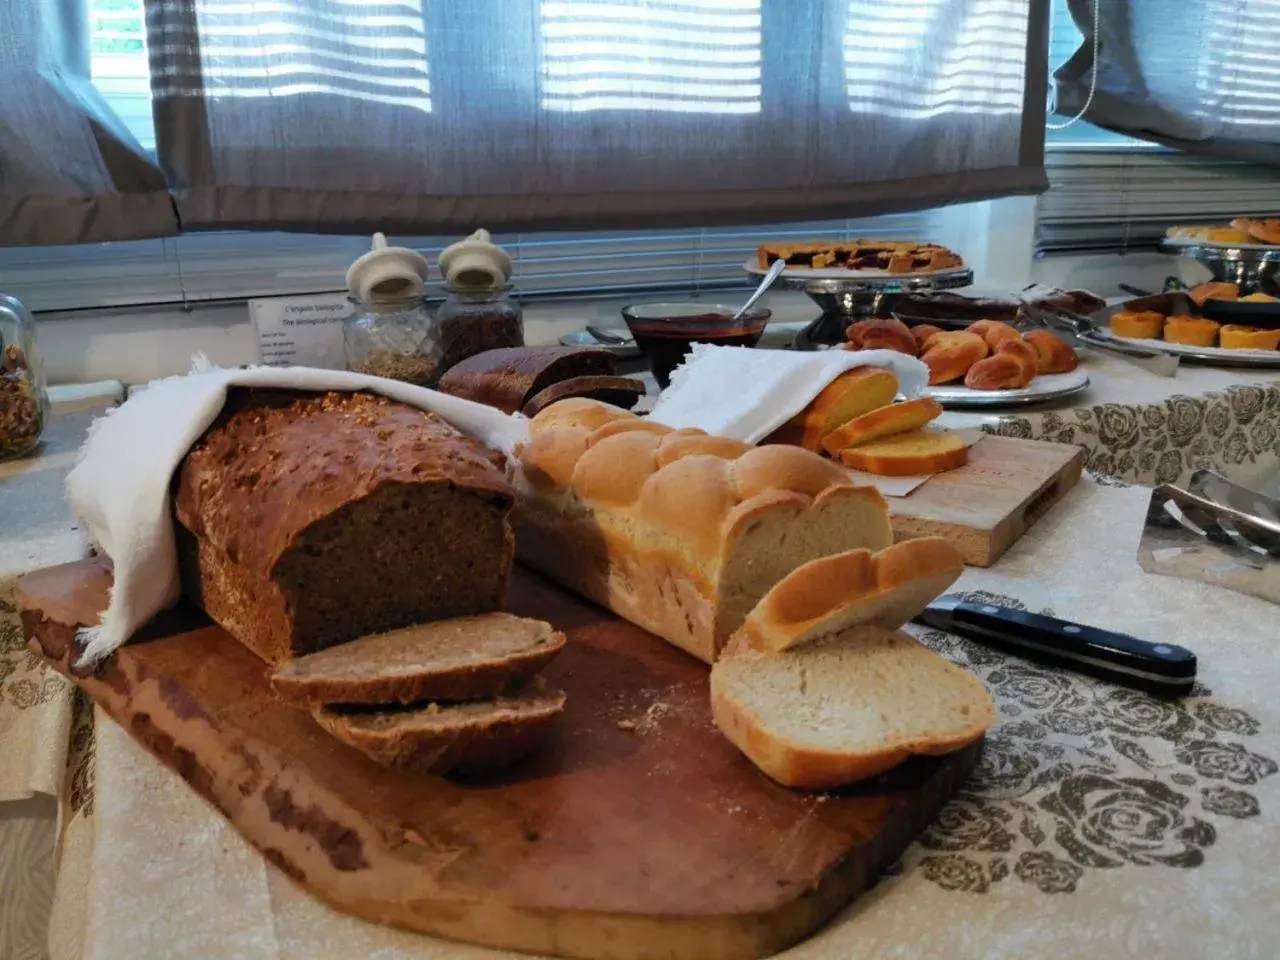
left=249, top=293, right=351, bottom=368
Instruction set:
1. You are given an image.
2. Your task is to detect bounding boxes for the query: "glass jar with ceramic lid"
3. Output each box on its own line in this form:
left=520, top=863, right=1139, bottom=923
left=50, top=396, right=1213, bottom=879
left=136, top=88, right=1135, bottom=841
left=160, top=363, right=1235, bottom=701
left=343, top=234, right=443, bottom=386
left=435, top=230, right=524, bottom=372
left=0, top=293, right=48, bottom=460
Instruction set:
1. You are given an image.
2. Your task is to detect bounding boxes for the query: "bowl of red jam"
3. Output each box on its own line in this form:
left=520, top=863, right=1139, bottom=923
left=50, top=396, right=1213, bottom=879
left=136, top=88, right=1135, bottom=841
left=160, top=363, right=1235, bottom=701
left=621, top=302, right=770, bottom=389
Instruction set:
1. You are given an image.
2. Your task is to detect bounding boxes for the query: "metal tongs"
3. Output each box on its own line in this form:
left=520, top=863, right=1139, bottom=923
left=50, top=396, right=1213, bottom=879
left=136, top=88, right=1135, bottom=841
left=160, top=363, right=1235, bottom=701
left=1019, top=303, right=1181, bottom=378
left=1139, top=470, right=1280, bottom=604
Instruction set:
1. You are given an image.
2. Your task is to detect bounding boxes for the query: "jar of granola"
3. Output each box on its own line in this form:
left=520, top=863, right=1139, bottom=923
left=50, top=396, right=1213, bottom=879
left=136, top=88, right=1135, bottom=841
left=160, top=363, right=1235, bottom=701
left=342, top=234, right=443, bottom=386
left=0, top=294, right=48, bottom=460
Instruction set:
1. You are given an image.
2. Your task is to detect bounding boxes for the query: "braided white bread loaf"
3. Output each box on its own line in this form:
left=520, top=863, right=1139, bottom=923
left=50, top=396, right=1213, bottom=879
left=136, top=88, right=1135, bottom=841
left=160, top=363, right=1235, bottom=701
left=514, top=399, right=893, bottom=662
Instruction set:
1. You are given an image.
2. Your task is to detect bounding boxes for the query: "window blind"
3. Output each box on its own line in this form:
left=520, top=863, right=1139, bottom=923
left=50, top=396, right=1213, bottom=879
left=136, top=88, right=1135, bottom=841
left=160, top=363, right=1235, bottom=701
left=1037, top=0, right=1280, bottom=254
left=90, top=0, right=155, bottom=149
left=0, top=215, right=938, bottom=313
left=1035, top=151, right=1280, bottom=253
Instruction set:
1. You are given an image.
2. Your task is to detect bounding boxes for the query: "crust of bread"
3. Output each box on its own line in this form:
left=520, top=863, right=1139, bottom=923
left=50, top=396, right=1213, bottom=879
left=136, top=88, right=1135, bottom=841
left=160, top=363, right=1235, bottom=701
left=920, top=331, right=988, bottom=385
left=515, top=403, right=894, bottom=662
left=964, top=338, right=1037, bottom=390
left=762, top=367, right=899, bottom=451
left=736, top=538, right=964, bottom=653
left=838, top=429, right=969, bottom=476
left=966, top=320, right=1022, bottom=350
left=820, top=396, right=942, bottom=455
left=710, top=632, right=993, bottom=790
left=269, top=615, right=566, bottom=706
left=844, top=318, right=918, bottom=356
left=313, top=687, right=566, bottom=773
left=910, top=324, right=946, bottom=353
left=1022, top=330, right=1079, bottom=374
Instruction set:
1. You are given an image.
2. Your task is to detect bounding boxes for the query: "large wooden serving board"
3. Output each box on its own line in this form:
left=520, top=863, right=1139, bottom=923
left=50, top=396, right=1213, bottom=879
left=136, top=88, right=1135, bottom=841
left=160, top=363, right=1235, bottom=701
left=19, top=559, right=979, bottom=960
left=888, top=435, right=1084, bottom=567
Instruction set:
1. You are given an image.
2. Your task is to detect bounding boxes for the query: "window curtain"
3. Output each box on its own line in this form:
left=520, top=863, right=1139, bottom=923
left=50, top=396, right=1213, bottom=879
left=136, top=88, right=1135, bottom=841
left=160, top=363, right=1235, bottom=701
left=149, top=0, right=1050, bottom=235
left=1055, top=0, right=1280, bottom=165
left=0, top=2, right=177, bottom=246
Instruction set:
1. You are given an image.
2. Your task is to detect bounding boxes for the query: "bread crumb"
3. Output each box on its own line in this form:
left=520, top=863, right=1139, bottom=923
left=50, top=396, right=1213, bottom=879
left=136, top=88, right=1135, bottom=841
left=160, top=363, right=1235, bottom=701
left=426, top=702, right=442, bottom=715
left=616, top=719, right=637, bottom=731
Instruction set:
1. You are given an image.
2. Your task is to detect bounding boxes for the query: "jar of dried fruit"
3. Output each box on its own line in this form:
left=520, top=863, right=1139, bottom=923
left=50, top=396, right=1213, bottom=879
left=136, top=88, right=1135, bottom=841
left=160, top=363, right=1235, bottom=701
left=342, top=234, right=443, bottom=386
left=0, top=294, right=48, bottom=460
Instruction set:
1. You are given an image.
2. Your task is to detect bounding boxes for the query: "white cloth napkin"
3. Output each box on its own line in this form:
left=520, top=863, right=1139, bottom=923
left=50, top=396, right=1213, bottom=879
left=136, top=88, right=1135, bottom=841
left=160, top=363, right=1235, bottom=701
left=66, top=360, right=528, bottom=667
left=648, top=343, right=928, bottom=443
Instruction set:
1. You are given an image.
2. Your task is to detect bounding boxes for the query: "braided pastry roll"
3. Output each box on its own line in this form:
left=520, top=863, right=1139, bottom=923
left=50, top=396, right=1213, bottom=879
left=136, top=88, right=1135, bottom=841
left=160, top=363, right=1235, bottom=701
left=514, top=399, right=893, bottom=662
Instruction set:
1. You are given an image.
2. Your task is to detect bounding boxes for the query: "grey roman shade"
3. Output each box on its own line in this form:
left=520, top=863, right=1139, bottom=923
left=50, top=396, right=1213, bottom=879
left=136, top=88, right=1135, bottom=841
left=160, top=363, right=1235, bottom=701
left=1054, top=0, right=1280, bottom=165
left=0, top=1, right=177, bottom=246
left=150, top=0, right=1050, bottom=235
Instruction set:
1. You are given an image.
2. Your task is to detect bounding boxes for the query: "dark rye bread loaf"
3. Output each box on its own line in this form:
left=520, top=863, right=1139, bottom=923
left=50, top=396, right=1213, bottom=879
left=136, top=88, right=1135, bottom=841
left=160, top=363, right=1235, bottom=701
left=438, top=346, right=617, bottom=414
left=173, top=389, right=516, bottom=665
left=269, top=613, right=566, bottom=706
left=521, top=376, right=645, bottom=418
left=313, top=683, right=567, bottom=773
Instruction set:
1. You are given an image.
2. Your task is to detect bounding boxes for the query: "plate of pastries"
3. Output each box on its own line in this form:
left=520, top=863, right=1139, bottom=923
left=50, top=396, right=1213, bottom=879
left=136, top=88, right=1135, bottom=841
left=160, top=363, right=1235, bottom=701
left=841, top=317, right=1088, bottom=407
left=1165, top=219, right=1280, bottom=248
left=1106, top=286, right=1280, bottom=365
left=749, top=240, right=966, bottom=278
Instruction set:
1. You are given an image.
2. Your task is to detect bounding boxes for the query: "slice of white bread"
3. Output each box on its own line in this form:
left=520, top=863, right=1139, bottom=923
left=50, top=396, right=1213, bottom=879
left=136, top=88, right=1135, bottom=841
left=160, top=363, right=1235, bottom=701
left=762, top=367, right=900, bottom=451
left=736, top=538, right=964, bottom=654
left=820, top=396, right=943, bottom=456
left=270, top=614, right=566, bottom=706
left=838, top=428, right=968, bottom=476
left=710, top=627, right=995, bottom=789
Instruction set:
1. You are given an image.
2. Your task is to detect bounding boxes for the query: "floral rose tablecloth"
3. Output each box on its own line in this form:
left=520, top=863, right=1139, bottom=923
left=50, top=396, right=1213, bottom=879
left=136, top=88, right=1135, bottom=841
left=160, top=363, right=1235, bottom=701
left=940, top=352, right=1280, bottom=491
left=986, top=382, right=1280, bottom=489
left=0, top=402, right=111, bottom=960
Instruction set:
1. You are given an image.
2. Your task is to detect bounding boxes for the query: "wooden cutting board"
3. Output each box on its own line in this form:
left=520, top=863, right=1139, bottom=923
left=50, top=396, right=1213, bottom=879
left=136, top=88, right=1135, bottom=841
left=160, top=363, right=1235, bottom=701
left=888, top=435, right=1084, bottom=567
left=19, top=559, right=979, bottom=960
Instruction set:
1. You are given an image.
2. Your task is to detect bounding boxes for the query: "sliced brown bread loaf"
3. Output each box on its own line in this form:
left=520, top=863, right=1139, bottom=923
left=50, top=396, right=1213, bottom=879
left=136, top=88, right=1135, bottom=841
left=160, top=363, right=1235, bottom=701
left=313, top=684, right=567, bottom=773
left=174, top=389, right=516, bottom=665
left=270, top=613, right=566, bottom=706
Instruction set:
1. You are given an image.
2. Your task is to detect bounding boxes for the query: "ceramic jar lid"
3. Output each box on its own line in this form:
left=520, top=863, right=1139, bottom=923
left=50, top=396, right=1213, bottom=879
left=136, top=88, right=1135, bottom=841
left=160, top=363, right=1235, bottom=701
left=346, top=233, right=430, bottom=303
left=438, top=229, right=512, bottom=290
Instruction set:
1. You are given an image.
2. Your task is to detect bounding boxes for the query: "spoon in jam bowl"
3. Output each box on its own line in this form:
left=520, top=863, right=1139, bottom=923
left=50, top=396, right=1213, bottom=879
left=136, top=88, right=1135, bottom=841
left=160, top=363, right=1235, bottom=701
left=733, top=258, right=786, bottom=321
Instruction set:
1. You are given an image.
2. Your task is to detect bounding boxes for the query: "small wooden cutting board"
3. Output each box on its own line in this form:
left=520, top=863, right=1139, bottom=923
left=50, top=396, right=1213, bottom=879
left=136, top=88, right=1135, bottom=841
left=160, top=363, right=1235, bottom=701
left=19, top=559, right=979, bottom=960
left=888, top=435, right=1084, bottom=567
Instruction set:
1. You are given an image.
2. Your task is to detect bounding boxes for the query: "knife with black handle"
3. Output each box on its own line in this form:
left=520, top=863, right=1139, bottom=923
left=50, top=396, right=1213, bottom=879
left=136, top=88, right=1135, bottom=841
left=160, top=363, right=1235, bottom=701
left=915, top=596, right=1197, bottom=696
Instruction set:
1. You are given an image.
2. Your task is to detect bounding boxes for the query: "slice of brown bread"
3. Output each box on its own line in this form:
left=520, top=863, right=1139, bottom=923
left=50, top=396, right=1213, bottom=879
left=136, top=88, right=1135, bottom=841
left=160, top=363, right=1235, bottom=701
left=270, top=614, right=566, bottom=706
left=313, top=684, right=567, bottom=773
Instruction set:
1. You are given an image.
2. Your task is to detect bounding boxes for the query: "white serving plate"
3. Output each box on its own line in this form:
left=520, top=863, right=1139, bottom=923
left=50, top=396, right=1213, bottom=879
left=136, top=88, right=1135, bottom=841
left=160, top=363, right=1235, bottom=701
left=925, top=369, right=1091, bottom=409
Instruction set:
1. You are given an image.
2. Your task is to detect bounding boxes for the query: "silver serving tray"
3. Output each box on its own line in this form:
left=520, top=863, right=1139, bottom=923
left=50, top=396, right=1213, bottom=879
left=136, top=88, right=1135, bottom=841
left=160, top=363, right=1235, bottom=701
left=1158, top=240, right=1280, bottom=295
left=1091, top=328, right=1280, bottom=368
left=742, top=257, right=974, bottom=322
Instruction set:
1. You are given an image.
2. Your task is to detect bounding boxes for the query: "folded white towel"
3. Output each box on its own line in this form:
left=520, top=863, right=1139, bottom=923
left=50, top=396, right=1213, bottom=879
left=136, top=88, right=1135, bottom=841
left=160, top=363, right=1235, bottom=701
left=65, top=360, right=528, bottom=667
left=647, top=343, right=928, bottom=443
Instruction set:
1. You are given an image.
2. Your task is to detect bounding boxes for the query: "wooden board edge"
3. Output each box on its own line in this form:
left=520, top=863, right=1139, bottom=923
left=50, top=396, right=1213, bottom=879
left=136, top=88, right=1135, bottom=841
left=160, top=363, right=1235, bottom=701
left=889, top=440, right=1085, bottom=568
left=18, top=567, right=980, bottom=960
left=985, top=443, right=1085, bottom=564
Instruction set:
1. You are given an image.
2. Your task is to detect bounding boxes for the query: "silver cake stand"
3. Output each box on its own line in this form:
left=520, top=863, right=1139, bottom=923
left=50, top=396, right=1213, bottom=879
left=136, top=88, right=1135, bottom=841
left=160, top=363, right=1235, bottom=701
left=744, top=261, right=974, bottom=349
left=1158, top=240, right=1280, bottom=295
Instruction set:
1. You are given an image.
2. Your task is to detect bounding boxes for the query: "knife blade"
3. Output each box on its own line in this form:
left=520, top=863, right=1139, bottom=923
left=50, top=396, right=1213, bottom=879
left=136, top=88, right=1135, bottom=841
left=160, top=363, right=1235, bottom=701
left=915, top=596, right=1197, bottom=696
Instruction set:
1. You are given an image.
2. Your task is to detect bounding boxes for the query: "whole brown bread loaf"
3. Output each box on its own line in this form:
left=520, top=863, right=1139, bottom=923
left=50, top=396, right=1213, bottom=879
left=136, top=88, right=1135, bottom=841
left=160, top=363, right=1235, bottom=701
left=173, top=389, right=516, bottom=665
